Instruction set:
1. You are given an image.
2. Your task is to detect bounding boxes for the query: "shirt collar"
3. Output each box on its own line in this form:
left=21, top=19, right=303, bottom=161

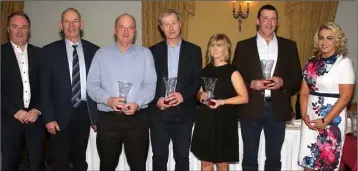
left=256, top=32, right=277, bottom=43
left=115, top=43, right=135, bottom=54
left=10, top=41, right=28, bottom=51
left=166, top=38, right=182, bottom=48
left=65, top=39, right=82, bottom=47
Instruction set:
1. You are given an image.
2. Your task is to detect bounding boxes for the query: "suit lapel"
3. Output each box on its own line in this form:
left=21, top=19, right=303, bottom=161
left=161, top=41, right=168, bottom=78
left=6, top=42, right=23, bottom=89
left=59, top=40, right=72, bottom=86
left=27, top=45, right=35, bottom=79
left=272, top=37, right=282, bottom=76
left=251, top=37, right=264, bottom=78
left=81, top=40, right=91, bottom=75
left=176, top=40, right=186, bottom=91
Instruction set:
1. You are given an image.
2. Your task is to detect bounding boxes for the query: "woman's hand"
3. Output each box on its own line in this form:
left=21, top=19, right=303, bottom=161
left=310, top=118, right=326, bottom=131
left=200, top=92, right=209, bottom=104
left=302, top=114, right=316, bottom=130
left=208, top=99, right=224, bottom=109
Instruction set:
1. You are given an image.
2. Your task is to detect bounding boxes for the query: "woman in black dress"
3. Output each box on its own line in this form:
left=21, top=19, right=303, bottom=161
left=191, top=33, right=248, bottom=171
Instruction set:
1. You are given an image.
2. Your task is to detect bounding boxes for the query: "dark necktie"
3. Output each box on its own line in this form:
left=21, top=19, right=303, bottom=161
left=71, top=44, right=81, bottom=108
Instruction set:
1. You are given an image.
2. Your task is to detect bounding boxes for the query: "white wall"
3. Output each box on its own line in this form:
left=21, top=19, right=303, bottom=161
left=24, top=1, right=142, bottom=48
left=335, top=1, right=358, bottom=102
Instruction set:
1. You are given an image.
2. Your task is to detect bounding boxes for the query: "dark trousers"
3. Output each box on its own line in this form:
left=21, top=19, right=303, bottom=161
left=96, top=110, right=149, bottom=171
left=150, top=121, right=193, bottom=171
left=240, top=102, right=286, bottom=171
left=50, top=102, right=90, bottom=171
left=1, top=116, right=45, bottom=171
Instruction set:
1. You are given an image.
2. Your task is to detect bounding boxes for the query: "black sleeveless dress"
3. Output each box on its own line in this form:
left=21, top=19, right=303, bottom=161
left=191, top=64, right=240, bottom=163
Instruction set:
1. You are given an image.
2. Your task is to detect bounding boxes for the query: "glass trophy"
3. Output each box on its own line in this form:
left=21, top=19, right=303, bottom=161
left=117, top=81, right=133, bottom=111
left=163, top=77, right=177, bottom=105
left=202, top=77, right=218, bottom=106
left=260, top=59, right=274, bottom=86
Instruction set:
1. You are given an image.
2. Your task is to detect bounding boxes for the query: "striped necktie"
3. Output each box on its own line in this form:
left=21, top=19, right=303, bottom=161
left=71, top=44, right=81, bottom=108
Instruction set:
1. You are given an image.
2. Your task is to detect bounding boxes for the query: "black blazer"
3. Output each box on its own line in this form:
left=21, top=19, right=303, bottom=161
left=149, top=40, right=202, bottom=123
left=232, top=36, right=302, bottom=122
left=40, top=39, right=99, bottom=129
left=1, top=42, right=42, bottom=119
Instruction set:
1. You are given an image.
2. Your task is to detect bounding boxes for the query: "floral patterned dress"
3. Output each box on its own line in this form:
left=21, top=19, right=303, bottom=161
left=298, top=54, right=355, bottom=170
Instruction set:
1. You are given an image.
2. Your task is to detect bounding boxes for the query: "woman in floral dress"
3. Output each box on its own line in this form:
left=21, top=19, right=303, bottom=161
left=298, top=22, right=355, bottom=170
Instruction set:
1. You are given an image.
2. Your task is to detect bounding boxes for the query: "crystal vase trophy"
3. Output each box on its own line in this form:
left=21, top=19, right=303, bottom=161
left=117, top=81, right=133, bottom=111
left=260, top=59, right=274, bottom=86
left=202, top=77, right=218, bottom=106
left=163, top=77, right=177, bottom=105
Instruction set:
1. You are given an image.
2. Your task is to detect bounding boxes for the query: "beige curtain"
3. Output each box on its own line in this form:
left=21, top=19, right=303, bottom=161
left=285, top=1, right=339, bottom=67
left=142, top=0, right=195, bottom=47
left=1, top=1, right=24, bottom=44
left=284, top=1, right=338, bottom=109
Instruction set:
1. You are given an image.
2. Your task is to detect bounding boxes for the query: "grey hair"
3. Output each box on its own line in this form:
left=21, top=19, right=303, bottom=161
left=158, top=9, right=181, bottom=26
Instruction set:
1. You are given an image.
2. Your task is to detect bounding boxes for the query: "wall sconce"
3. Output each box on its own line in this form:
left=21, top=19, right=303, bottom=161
left=232, top=1, right=250, bottom=32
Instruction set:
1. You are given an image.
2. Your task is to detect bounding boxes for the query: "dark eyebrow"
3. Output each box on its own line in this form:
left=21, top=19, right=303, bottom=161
left=64, top=19, right=78, bottom=22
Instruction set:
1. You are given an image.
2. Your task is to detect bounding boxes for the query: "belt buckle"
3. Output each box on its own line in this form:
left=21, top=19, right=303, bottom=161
left=264, top=97, right=272, bottom=102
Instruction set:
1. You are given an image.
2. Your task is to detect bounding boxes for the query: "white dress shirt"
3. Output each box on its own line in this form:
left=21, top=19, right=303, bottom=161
left=65, top=39, right=87, bottom=101
left=11, top=41, right=31, bottom=108
left=256, top=32, right=278, bottom=97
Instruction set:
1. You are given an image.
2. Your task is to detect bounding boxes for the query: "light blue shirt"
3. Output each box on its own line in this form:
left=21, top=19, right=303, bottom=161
left=87, top=44, right=157, bottom=112
left=167, top=40, right=181, bottom=78
left=65, top=39, right=87, bottom=101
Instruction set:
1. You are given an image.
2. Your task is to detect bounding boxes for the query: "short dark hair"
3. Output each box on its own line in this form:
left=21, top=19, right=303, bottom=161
left=7, top=11, right=31, bottom=27
left=257, top=4, right=278, bottom=20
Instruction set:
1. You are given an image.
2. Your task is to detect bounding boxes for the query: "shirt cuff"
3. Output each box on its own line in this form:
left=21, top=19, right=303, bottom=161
left=136, top=100, right=144, bottom=110
left=34, top=109, right=41, bottom=115
left=101, top=94, right=111, bottom=106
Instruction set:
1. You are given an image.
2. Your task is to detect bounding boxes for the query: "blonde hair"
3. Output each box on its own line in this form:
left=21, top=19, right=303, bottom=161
left=313, top=22, right=348, bottom=57
left=205, top=33, right=232, bottom=65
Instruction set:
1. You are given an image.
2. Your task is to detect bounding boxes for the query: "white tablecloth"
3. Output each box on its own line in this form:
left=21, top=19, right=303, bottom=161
left=86, top=123, right=303, bottom=170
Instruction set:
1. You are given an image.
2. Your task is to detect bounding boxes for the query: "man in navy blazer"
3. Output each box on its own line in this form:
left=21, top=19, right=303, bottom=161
left=1, top=12, right=44, bottom=171
left=149, top=9, right=202, bottom=171
left=40, top=8, right=99, bottom=171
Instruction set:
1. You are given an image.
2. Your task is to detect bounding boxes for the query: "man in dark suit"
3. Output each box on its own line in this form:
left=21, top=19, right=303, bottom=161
left=149, top=9, right=202, bottom=171
left=232, top=4, right=302, bottom=171
left=40, top=8, right=99, bottom=171
left=1, top=12, right=44, bottom=171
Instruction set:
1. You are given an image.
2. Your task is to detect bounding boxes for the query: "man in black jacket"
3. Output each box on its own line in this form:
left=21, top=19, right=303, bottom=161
left=1, top=12, right=44, bottom=171
left=149, top=9, right=202, bottom=171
